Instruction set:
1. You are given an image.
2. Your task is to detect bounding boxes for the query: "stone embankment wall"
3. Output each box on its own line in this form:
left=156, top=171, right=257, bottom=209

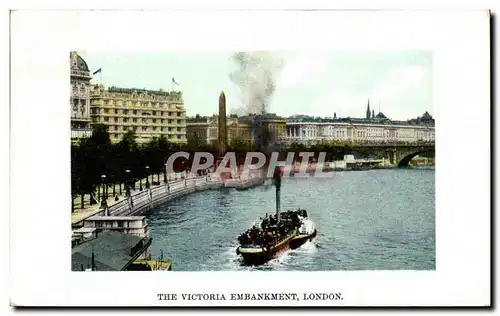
left=104, top=176, right=223, bottom=217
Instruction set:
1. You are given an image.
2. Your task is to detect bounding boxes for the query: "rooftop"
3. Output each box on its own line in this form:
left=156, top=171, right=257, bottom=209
left=286, top=111, right=434, bottom=126
left=86, top=215, right=146, bottom=221
left=72, top=231, right=152, bottom=271
left=73, top=227, right=97, bottom=234
left=70, top=52, right=89, bottom=72
left=107, top=86, right=178, bottom=96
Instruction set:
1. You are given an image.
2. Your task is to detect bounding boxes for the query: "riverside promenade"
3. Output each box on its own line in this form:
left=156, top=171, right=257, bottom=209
left=71, top=174, right=224, bottom=226
left=71, top=170, right=273, bottom=226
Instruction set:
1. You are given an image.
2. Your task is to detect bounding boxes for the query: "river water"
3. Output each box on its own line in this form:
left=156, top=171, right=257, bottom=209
left=145, top=168, right=435, bottom=271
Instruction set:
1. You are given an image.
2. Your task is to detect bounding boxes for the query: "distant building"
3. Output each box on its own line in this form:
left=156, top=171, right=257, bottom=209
left=70, top=52, right=92, bottom=142
left=186, top=116, right=253, bottom=147
left=248, top=113, right=287, bottom=150
left=186, top=117, right=211, bottom=146
left=90, top=85, right=187, bottom=144
left=281, top=108, right=435, bottom=145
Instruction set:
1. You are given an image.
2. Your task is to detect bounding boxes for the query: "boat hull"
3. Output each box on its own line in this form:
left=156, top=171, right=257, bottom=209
left=290, top=229, right=317, bottom=249
left=237, top=234, right=295, bottom=266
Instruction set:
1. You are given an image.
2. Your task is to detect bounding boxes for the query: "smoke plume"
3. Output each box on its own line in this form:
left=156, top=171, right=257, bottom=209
left=229, top=52, right=285, bottom=116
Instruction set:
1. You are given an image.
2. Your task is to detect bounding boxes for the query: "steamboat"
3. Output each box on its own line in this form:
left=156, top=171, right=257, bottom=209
left=235, top=169, right=317, bottom=265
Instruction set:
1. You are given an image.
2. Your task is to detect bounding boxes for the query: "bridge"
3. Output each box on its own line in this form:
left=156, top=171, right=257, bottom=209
left=278, top=141, right=435, bottom=167
left=352, top=142, right=435, bottom=167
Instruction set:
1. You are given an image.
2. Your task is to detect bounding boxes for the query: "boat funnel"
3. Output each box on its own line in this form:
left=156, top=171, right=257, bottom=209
left=273, top=167, right=283, bottom=224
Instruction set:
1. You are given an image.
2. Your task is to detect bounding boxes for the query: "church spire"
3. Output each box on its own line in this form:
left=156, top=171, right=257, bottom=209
left=366, top=99, right=371, bottom=119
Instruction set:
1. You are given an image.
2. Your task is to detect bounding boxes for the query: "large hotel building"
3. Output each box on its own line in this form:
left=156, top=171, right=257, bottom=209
left=70, top=52, right=187, bottom=144
left=89, top=86, right=186, bottom=144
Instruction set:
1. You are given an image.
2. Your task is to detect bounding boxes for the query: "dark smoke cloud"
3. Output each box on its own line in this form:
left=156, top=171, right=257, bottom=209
left=229, top=52, right=285, bottom=116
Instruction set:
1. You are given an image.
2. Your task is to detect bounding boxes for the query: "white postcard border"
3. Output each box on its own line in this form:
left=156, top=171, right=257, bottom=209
left=8, top=9, right=490, bottom=306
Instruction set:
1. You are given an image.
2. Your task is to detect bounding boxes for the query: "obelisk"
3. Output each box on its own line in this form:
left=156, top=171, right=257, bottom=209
left=218, top=91, right=228, bottom=155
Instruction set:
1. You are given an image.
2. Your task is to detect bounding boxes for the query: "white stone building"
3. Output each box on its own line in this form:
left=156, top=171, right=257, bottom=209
left=280, top=112, right=435, bottom=145
left=70, top=51, right=92, bottom=140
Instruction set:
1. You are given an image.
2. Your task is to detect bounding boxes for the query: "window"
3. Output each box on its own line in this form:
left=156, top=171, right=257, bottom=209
left=152, top=119, right=156, bottom=123
left=133, top=110, right=137, bottom=115
left=114, top=118, right=118, bottom=122
left=104, top=117, right=109, bottom=122
left=104, top=109, right=109, bottom=113
left=153, top=127, right=157, bottom=131
left=123, top=118, right=128, bottom=123
left=152, top=111, right=156, bottom=115
left=123, top=109, right=128, bottom=115
left=114, top=109, right=118, bottom=114
left=133, top=118, right=137, bottom=122
left=114, top=126, right=118, bottom=131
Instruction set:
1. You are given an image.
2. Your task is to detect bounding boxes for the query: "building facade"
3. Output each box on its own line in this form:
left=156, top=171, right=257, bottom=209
left=281, top=111, right=435, bottom=145
left=186, top=119, right=211, bottom=146
left=250, top=113, right=287, bottom=147
left=83, top=215, right=150, bottom=238
left=70, top=52, right=92, bottom=141
left=90, top=86, right=187, bottom=144
left=186, top=117, right=253, bottom=147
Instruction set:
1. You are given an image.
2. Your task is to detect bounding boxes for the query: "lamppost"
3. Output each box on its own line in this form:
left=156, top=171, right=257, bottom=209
left=145, top=165, right=150, bottom=189
left=139, top=169, right=143, bottom=191
left=125, top=169, right=131, bottom=196
left=112, top=174, right=116, bottom=197
left=97, top=181, right=100, bottom=201
left=101, top=174, right=107, bottom=202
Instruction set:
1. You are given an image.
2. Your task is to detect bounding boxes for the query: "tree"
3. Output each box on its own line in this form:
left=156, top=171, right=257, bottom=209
left=79, top=124, right=112, bottom=200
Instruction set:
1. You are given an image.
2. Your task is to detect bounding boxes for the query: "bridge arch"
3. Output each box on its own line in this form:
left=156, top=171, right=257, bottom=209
left=398, top=149, right=435, bottom=167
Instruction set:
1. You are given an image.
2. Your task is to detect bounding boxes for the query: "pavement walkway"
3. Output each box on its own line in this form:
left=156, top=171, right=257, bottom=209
left=71, top=173, right=200, bottom=224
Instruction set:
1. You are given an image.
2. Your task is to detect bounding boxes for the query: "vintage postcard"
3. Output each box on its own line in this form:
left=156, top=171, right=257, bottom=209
left=9, top=9, right=490, bottom=307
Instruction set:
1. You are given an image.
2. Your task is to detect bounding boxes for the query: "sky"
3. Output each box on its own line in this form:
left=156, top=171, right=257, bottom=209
left=79, top=51, right=433, bottom=120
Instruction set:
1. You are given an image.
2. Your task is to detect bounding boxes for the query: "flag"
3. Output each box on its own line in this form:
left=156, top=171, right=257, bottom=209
left=172, top=77, right=179, bottom=85
left=93, top=68, right=102, bottom=75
